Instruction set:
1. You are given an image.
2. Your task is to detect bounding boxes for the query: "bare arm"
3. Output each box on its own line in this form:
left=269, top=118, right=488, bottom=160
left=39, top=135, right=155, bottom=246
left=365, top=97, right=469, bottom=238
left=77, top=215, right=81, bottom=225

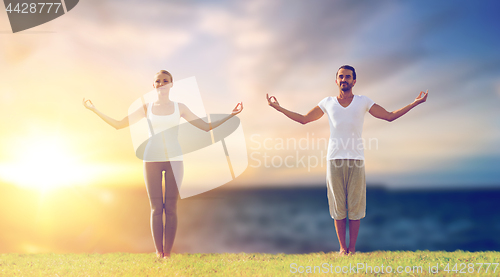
left=82, top=98, right=146, bottom=130
left=266, top=94, right=323, bottom=124
left=369, top=90, right=428, bottom=122
left=179, top=102, right=243, bottom=132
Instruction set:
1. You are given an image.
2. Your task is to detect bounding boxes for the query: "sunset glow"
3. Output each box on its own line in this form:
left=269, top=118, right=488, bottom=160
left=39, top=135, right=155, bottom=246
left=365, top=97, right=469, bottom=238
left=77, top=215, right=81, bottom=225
left=0, top=135, right=91, bottom=191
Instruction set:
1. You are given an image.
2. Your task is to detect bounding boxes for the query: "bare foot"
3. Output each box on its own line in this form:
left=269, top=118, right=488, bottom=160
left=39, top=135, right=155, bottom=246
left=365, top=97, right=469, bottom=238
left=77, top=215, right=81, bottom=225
left=348, top=248, right=356, bottom=255
left=163, top=253, right=171, bottom=260
left=339, top=249, right=348, bottom=256
left=156, top=252, right=164, bottom=258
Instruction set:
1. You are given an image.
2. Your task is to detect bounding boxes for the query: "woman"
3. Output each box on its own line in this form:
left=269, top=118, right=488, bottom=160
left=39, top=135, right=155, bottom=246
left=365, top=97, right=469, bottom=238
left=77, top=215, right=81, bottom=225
left=82, top=70, right=243, bottom=259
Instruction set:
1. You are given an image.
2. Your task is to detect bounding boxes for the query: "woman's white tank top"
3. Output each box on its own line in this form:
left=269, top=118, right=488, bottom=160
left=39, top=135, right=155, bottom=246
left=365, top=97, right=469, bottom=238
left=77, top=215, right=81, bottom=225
left=143, top=101, right=183, bottom=162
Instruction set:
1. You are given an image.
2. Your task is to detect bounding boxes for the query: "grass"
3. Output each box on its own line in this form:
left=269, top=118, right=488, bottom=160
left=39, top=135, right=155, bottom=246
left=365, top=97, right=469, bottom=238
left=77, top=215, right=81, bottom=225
left=1, top=251, right=499, bottom=276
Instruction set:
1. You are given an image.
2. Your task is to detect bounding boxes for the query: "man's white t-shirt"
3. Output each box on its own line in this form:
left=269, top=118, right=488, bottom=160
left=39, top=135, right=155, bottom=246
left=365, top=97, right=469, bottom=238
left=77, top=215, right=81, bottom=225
left=318, top=95, right=375, bottom=161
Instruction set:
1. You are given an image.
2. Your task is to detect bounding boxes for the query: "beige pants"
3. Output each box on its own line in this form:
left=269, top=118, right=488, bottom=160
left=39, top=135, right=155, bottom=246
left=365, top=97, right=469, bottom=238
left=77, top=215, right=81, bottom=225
left=326, top=159, right=366, bottom=220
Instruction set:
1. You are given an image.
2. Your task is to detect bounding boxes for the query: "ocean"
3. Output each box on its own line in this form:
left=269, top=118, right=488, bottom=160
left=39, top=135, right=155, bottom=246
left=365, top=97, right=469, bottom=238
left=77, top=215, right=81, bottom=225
left=1, top=185, right=499, bottom=253
left=174, top=187, right=500, bottom=254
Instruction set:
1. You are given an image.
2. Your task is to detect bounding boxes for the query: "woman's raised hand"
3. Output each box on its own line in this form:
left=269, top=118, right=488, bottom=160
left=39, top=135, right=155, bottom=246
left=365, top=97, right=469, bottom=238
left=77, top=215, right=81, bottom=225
left=82, top=98, right=96, bottom=111
left=231, top=102, right=243, bottom=116
left=266, top=93, right=280, bottom=109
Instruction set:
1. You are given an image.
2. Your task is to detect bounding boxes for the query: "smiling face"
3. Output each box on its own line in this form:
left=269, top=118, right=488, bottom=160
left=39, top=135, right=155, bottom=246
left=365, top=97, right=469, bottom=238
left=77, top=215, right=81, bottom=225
left=336, top=68, right=356, bottom=92
left=153, top=73, right=173, bottom=89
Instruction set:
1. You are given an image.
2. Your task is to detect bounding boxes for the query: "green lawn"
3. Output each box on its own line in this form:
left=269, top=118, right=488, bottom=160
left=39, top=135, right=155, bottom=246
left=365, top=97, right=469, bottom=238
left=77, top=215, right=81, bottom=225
left=1, top=251, right=499, bottom=276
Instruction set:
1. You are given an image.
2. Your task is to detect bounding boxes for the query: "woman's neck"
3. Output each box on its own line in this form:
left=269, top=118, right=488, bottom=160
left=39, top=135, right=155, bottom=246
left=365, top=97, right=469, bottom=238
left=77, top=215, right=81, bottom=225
left=156, top=95, right=172, bottom=104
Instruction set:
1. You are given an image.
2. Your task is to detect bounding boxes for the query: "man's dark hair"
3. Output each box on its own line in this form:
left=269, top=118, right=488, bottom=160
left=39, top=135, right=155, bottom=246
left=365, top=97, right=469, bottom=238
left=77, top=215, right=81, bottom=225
left=336, top=65, right=356, bottom=80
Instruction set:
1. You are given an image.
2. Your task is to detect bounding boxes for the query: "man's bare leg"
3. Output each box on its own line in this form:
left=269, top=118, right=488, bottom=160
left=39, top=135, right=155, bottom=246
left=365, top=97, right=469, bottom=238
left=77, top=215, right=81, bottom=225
left=348, top=219, right=360, bottom=254
left=334, top=219, right=348, bottom=255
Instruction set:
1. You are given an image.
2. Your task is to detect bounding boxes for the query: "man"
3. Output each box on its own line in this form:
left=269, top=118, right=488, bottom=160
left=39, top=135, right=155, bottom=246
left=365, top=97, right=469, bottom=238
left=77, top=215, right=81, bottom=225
left=266, top=65, right=428, bottom=256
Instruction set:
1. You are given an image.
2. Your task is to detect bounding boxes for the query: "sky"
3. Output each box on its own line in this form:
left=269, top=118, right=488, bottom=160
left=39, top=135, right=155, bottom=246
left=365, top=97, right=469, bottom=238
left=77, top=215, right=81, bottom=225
left=1, top=0, right=500, bottom=191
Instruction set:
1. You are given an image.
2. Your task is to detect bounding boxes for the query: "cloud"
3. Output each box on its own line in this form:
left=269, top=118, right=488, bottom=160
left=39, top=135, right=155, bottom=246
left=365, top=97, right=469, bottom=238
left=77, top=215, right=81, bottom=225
left=2, top=0, right=499, bottom=189
left=55, top=2, right=194, bottom=61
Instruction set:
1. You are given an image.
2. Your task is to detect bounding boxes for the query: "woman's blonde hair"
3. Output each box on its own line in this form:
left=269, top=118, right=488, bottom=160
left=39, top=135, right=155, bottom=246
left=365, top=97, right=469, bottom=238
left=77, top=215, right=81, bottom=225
left=155, top=70, right=173, bottom=82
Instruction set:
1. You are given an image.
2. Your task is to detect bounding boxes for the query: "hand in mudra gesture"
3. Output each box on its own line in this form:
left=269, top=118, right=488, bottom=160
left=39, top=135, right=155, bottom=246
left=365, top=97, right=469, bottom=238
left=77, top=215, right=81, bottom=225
left=414, top=90, right=428, bottom=105
left=266, top=93, right=280, bottom=109
left=231, top=102, right=243, bottom=116
left=82, top=98, right=95, bottom=111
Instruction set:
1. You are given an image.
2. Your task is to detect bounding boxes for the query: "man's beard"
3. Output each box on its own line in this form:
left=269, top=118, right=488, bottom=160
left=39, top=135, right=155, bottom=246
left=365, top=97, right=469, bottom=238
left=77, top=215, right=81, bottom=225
left=340, top=82, right=352, bottom=91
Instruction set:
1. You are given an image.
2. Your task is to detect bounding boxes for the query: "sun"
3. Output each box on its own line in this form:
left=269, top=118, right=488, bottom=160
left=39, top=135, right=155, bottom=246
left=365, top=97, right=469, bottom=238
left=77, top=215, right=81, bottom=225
left=0, top=135, right=90, bottom=191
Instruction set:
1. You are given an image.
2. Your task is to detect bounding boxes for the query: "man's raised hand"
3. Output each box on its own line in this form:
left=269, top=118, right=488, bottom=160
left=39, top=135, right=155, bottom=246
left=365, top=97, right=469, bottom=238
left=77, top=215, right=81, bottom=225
left=267, top=93, right=280, bottom=109
left=414, top=90, right=428, bottom=105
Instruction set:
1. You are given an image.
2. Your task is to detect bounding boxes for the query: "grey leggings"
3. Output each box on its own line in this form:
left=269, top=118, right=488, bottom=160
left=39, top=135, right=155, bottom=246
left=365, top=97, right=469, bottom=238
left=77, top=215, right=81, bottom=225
left=143, top=161, right=183, bottom=255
